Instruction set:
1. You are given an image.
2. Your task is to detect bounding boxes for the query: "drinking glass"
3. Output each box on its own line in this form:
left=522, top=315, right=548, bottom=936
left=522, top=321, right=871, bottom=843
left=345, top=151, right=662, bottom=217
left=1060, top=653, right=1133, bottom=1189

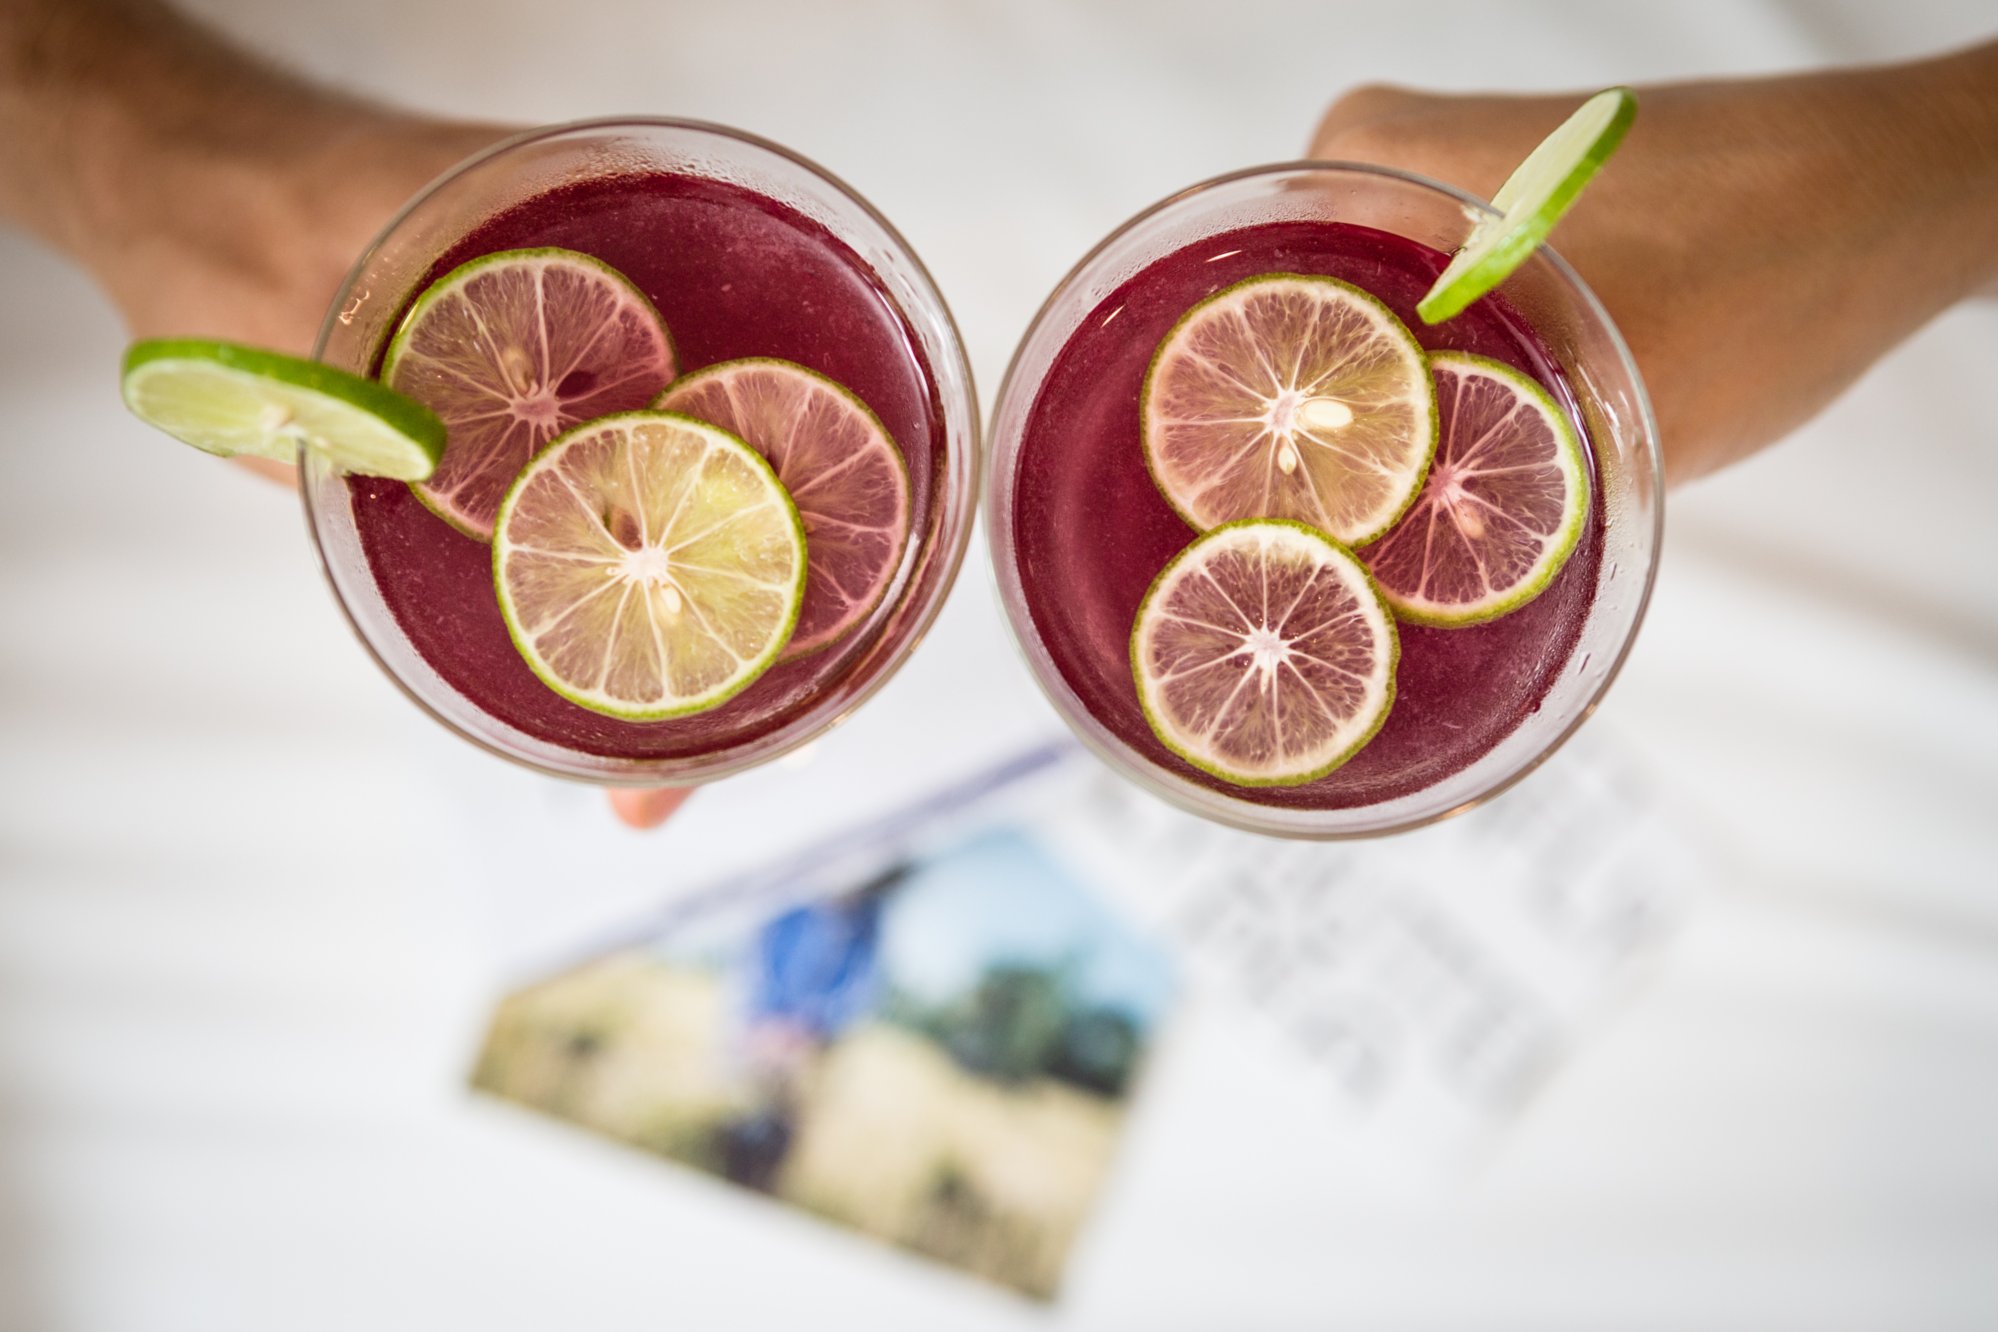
left=304, top=118, right=979, bottom=785
left=986, top=162, right=1661, bottom=838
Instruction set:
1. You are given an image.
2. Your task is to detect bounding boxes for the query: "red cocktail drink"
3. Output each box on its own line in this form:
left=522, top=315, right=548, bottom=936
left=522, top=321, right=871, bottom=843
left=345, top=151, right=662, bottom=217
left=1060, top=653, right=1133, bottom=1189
left=304, top=121, right=978, bottom=784
left=989, top=164, right=1660, bottom=837
left=1015, top=219, right=1602, bottom=809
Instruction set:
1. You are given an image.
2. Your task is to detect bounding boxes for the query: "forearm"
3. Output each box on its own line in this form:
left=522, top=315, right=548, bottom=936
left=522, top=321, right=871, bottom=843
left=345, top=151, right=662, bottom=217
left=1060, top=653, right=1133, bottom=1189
left=1674, top=42, right=1998, bottom=448
left=1717, top=41, right=1998, bottom=446
left=2, top=0, right=501, bottom=362
left=1, top=1, right=365, bottom=262
left=1916, top=41, right=1998, bottom=300
left=1815, top=42, right=1998, bottom=324
left=1308, top=39, right=1998, bottom=480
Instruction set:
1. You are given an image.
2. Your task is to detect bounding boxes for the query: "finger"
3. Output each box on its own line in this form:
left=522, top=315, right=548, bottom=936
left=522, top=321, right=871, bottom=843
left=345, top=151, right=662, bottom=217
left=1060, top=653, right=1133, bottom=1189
left=1309, top=83, right=1422, bottom=157
left=608, top=786, right=694, bottom=830
left=233, top=455, right=296, bottom=485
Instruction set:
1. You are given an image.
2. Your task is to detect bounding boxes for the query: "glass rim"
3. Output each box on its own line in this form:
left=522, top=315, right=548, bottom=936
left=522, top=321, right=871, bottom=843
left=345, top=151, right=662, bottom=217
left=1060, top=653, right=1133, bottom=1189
left=301, top=115, right=981, bottom=787
left=985, top=157, right=1664, bottom=838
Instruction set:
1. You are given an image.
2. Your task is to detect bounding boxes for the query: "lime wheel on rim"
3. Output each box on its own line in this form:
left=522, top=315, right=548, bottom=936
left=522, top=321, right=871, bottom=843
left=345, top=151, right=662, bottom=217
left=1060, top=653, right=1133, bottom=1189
left=120, top=339, right=444, bottom=477
left=1416, top=87, right=1637, bottom=324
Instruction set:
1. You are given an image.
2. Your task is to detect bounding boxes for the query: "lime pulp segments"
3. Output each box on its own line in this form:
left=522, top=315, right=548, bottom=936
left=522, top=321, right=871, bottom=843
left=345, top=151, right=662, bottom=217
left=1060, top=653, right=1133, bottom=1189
left=655, top=358, right=911, bottom=659
left=1361, top=351, right=1591, bottom=626
left=1131, top=519, right=1398, bottom=787
left=492, top=411, right=807, bottom=721
left=1141, top=273, right=1437, bottom=546
left=384, top=247, right=677, bottom=541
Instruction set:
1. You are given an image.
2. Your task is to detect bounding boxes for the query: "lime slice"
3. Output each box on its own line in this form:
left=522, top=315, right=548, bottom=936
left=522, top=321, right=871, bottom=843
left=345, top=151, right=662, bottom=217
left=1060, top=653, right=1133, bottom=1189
left=655, top=358, right=911, bottom=658
left=384, top=247, right=677, bottom=541
left=1416, top=87, right=1637, bottom=324
left=120, top=339, right=444, bottom=478
left=493, top=412, right=807, bottom=721
left=1362, top=352, right=1590, bottom=626
left=1131, top=519, right=1398, bottom=787
left=1141, top=273, right=1437, bottom=546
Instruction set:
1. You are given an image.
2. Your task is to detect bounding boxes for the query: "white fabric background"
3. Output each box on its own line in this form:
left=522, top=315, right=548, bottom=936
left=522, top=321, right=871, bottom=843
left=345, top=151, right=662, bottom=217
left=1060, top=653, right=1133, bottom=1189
left=2, top=1, right=1995, bottom=1328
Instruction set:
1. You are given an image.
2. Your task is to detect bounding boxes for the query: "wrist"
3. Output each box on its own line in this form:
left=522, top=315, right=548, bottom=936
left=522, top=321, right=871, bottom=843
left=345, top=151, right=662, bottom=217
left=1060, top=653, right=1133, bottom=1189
left=1873, top=43, right=1998, bottom=300
left=1921, top=43, right=1998, bottom=293
left=1763, top=44, right=1998, bottom=348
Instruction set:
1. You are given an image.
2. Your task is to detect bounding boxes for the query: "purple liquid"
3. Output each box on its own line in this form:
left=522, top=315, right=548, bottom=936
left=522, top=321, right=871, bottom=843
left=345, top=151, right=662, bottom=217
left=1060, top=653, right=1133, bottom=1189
left=1012, top=221, right=1603, bottom=810
left=348, top=172, right=942, bottom=760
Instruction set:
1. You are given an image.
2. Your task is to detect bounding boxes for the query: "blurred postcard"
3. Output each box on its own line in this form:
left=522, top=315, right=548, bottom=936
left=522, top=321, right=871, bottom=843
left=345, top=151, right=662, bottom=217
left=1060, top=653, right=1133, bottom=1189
left=471, top=732, right=1697, bottom=1297
left=471, top=745, right=1176, bottom=1301
left=1039, top=727, right=1697, bottom=1175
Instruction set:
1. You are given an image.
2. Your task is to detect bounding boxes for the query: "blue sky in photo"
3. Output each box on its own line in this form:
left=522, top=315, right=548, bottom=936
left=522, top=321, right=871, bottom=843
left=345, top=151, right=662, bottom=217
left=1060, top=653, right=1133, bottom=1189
left=877, top=826, right=1176, bottom=1025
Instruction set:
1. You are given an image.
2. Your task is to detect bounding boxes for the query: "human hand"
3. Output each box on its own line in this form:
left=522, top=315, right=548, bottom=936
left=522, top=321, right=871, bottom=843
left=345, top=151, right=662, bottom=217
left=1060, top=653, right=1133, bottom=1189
left=116, top=101, right=697, bottom=831
left=105, top=115, right=510, bottom=359
left=2, top=0, right=510, bottom=479
left=1310, top=42, right=1998, bottom=484
left=67, top=99, right=513, bottom=472
left=2, top=0, right=692, bottom=830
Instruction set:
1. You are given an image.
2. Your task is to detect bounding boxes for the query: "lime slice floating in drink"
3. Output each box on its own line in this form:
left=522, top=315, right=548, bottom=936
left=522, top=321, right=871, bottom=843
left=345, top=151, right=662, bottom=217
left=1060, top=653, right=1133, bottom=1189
left=492, top=412, right=807, bottom=721
left=1131, top=519, right=1398, bottom=787
left=1362, top=352, right=1591, bottom=627
left=1142, top=273, right=1437, bottom=546
left=1416, top=87, right=1637, bottom=325
left=120, top=339, right=445, bottom=478
left=655, top=358, right=910, bottom=658
left=384, top=247, right=677, bottom=541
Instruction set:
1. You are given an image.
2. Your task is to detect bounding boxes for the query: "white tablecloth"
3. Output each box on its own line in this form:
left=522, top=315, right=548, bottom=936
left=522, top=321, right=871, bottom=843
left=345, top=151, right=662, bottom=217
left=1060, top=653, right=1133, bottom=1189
left=2, top=1, right=1994, bottom=1328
